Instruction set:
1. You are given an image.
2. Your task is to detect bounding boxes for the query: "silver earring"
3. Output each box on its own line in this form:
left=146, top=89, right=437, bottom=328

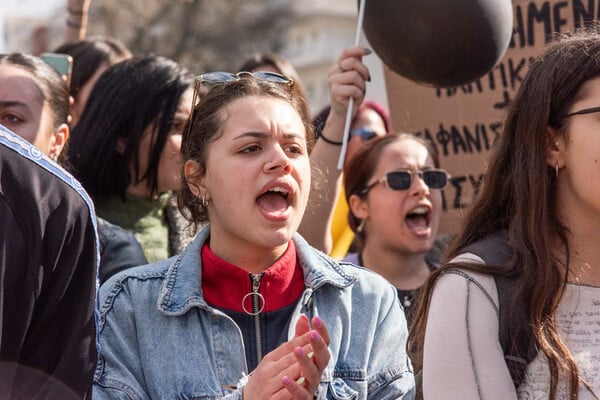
left=357, top=219, right=365, bottom=233
left=199, top=195, right=208, bottom=208
left=555, top=162, right=559, bottom=179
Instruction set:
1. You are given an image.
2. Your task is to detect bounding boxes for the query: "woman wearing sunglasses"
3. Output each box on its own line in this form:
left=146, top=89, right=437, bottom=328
left=343, top=133, right=447, bottom=324
left=93, top=71, right=415, bottom=399
left=409, top=30, right=600, bottom=399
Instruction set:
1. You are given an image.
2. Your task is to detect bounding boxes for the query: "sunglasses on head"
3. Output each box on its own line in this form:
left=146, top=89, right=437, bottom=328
left=361, top=169, right=450, bottom=195
left=190, top=70, right=294, bottom=108
left=187, top=71, right=295, bottom=137
left=196, top=71, right=294, bottom=89
left=349, top=126, right=378, bottom=142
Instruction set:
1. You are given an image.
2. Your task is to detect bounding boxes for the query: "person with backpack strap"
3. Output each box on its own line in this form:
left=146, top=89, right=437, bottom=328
left=446, top=231, right=537, bottom=386
left=408, top=29, right=600, bottom=400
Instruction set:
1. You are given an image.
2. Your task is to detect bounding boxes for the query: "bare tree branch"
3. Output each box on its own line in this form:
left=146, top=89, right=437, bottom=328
left=88, top=0, right=293, bottom=74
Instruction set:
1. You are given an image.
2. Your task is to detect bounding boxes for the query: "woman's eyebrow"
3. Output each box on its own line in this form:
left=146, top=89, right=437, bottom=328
left=233, top=132, right=270, bottom=140
left=0, top=100, right=29, bottom=111
left=233, top=131, right=305, bottom=140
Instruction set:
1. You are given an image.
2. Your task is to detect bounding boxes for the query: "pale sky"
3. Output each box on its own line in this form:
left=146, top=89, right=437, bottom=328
left=2, top=0, right=63, bottom=17
left=0, top=0, right=64, bottom=51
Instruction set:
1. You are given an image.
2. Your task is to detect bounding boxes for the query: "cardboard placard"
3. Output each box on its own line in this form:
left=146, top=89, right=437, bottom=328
left=384, top=0, right=599, bottom=234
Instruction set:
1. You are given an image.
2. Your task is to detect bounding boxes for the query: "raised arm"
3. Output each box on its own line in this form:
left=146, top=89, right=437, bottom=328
left=298, top=46, right=370, bottom=253
left=63, top=0, right=91, bottom=43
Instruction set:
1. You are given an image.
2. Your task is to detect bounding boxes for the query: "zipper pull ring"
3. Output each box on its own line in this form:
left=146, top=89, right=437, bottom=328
left=242, top=273, right=265, bottom=315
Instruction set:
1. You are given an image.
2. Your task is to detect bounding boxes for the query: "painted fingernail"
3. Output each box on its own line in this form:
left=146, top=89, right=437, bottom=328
left=313, top=316, right=324, bottom=328
left=296, top=376, right=306, bottom=385
left=367, top=74, right=372, bottom=82
left=364, top=47, right=373, bottom=55
left=310, top=330, right=320, bottom=341
left=295, top=346, right=305, bottom=357
left=282, top=375, right=292, bottom=385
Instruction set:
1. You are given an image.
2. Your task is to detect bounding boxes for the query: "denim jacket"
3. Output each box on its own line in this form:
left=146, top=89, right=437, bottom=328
left=93, top=226, right=415, bottom=399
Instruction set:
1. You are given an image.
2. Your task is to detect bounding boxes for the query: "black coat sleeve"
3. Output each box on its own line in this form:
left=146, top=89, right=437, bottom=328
left=0, top=142, right=98, bottom=400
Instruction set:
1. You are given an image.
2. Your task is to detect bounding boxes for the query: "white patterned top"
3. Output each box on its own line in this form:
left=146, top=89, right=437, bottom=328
left=422, top=255, right=600, bottom=400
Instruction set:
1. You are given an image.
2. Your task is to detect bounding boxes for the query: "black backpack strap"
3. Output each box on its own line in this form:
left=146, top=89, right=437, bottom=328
left=459, top=230, right=536, bottom=387
left=495, top=276, right=536, bottom=387
left=461, top=230, right=511, bottom=266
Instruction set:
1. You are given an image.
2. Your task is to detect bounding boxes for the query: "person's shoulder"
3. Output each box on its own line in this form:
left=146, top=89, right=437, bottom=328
left=96, top=258, right=174, bottom=331
left=98, top=257, right=173, bottom=302
left=0, top=125, right=94, bottom=212
left=437, top=266, right=496, bottom=288
left=434, top=266, right=498, bottom=311
left=97, top=217, right=148, bottom=284
left=0, top=126, right=97, bottom=262
left=101, top=256, right=172, bottom=288
left=296, top=237, right=392, bottom=291
left=337, top=257, right=399, bottom=296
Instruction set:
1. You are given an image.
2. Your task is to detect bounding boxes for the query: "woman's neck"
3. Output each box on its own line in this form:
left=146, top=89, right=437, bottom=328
left=208, top=237, right=289, bottom=274
left=361, top=244, right=431, bottom=290
left=559, top=208, right=600, bottom=285
left=565, top=231, right=600, bottom=286
left=557, top=187, right=600, bottom=284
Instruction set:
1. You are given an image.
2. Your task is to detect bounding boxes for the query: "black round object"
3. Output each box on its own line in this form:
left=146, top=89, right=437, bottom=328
left=363, top=0, right=513, bottom=87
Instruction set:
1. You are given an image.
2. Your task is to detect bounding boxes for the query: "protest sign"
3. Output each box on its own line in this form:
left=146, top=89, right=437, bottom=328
left=384, top=0, right=599, bottom=233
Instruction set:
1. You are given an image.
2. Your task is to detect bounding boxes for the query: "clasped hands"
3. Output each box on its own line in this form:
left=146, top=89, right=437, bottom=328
left=243, top=314, right=331, bottom=400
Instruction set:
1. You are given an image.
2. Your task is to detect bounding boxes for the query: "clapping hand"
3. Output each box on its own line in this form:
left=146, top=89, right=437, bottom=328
left=242, top=314, right=331, bottom=399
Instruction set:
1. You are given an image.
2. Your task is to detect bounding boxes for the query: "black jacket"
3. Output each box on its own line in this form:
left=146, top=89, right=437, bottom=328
left=97, top=217, right=147, bottom=285
left=0, top=126, right=98, bottom=399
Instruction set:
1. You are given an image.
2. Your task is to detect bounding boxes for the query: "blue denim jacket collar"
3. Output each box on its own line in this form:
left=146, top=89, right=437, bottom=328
left=157, top=225, right=357, bottom=316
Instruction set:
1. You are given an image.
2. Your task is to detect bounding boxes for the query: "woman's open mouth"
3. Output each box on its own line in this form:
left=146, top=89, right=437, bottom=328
left=256, top=185, right=293, bottom=221
left=405, top=205, right=431, bottom=237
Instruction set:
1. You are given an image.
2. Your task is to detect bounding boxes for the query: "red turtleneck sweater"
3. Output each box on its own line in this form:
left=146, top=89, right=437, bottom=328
left=201, top=240, right=305, bottom=312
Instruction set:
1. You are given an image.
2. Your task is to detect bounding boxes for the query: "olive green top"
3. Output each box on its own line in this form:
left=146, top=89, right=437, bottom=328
left=96, top=193, right=171, bottom=263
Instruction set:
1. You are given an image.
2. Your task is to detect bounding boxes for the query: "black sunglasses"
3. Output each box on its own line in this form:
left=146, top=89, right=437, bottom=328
left=563, top=106, right=600, bottom=119
left=187, top=71, right=295, bottom=137
left=361, top=169, right=449, bottom=195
